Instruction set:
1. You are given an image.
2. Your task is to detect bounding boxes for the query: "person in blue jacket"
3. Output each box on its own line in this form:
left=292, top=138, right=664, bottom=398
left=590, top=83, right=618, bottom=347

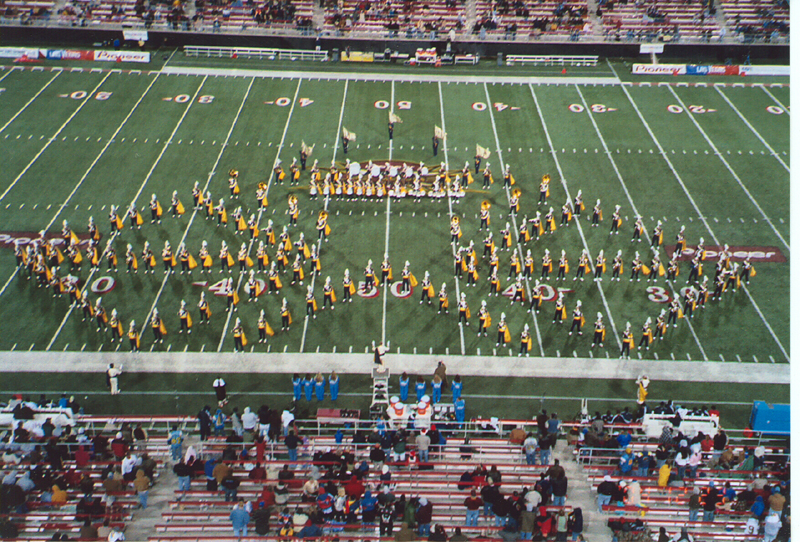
left=415, top=376, right=427, bottom=403
left=432, top=376, right=443, bottom=404
left=303, top=373, right=313, bottom=401
left=455, top=397, right=466, bottom=425
left=292, top=373, right=302, bottom=401
left=451, top=375, right=463, bottom=401
left=329, top=371, right=339, bottom=401
left=399, top=372, right=410, bottom=402
left=314, top=373, right=325, bottom=401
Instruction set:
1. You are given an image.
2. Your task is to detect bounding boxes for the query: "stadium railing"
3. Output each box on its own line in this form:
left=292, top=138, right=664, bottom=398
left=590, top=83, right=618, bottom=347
left=505, top=54, right=599, bottom=66
left=183, top=46, right=329, bottom=61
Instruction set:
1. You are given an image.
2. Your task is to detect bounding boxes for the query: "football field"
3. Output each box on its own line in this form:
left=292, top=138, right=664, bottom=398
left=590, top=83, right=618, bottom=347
left=0, top=58, right=790, bottom=365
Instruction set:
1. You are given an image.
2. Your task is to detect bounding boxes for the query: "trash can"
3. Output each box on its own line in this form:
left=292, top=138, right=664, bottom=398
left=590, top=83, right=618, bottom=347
left=331, top=48, right=339, bottom=62
left=497, top=51, right=503, bottom=66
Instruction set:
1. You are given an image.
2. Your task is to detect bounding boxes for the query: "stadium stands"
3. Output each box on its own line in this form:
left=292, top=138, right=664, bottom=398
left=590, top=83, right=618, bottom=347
left=599, top=0, right=721, bottom=43
left=718, top=0, right=789, bottom=43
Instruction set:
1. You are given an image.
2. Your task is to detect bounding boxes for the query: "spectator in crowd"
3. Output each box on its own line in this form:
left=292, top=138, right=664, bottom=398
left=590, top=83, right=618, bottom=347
left=702, top=485, right=719, bottom=522
left=596, top=475, right=615, bottom=512
left=230, top=500, right=250, bottom=537
left=464, top=489, right=482, bottom=526
left=523, top=432, right=538, bottom=465
left=416, top=497, right=433, bottom=537
left=688, top=487, right=701, bottom=521
left=133, top=468, right=151, bottom=509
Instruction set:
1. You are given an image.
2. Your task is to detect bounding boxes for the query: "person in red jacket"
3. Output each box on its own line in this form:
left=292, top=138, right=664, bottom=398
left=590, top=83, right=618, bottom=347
left=345, top=475, right=365, bottom=498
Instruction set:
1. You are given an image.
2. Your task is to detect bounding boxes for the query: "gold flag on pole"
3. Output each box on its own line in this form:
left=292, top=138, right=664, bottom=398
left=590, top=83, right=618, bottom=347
left=476, top=144, right=491, bottom=159
left=301, top=141, right=315, bottom=156
left=389, top=111, right=403, bottom=124
left=342, top=128, right=357, bottom=141
left=434, top=125, right=447, bottom=140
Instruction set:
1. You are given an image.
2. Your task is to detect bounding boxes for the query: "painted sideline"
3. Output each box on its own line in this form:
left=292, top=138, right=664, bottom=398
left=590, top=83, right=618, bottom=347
left=0, top=352, right=788, bottom=384
left=160, top=66, right=620, bottom=85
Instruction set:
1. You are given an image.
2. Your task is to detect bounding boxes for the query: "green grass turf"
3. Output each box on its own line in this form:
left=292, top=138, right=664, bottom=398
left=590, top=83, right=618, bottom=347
left=0, top=65, right=789, bottom=365
left=0, top=371, right=789, bottom=429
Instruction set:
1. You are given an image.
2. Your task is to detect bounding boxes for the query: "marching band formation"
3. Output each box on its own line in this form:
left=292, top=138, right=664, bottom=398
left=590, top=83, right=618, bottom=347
left=13, top=152, right=756, bottom=356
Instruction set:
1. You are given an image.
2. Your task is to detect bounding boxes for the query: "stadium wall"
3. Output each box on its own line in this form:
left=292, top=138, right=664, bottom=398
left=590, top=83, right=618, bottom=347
left=0, top=25, right=789, bottom=63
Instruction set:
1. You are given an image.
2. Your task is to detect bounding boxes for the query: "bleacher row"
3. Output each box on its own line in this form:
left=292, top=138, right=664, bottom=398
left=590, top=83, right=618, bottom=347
left=0, top=0, right=790, bottom=43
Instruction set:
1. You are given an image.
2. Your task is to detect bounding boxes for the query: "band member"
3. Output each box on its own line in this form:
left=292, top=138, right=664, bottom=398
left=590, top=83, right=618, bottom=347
left=280, top=298, right=292, bottom=331
left=496, top=313, right=510, bottom=347
left=638, top=318, right=653, bottom=351
left=477, top=300, right=490, bottom=337
left=342, top=269, right=355, bottom=303
left=199, top=241, right=212, bottom=274
left=128, top=321, right=140, bottom=352
left=528, top=280, right=543, bottom=314
left=594, top=250, right=606, bottom=281
left=150, top=193, right=162, bottom=224
left=632, top=217, right=645, bottom=243
left=458, top=292, right=470, bottom=326
left=620, top=322, right=633, bottom=359
left=198, top=292, right=212, bottom=323
left=142, top=241, right=155, bottom=274
left=178, top=300, right=192, bottom=334
left=151, top=308, right=165, bottom=344
left=591, top=199, right=602, bottom=227
left=569, top=300, right=584, bottom=336
left=305, top=285, right=317, bottom=319
left=171, top=190, right=184, bottom=217
left=652, top=220, right=664, bottom=246
left=630, top=251, right=642, bottom=282
left=574, top=249, right=590, bottom=282
left=258, top=309, right=273, bottom=343
left=653, top=310, right=667, bottom=341
left=553, top=292, right=566, bottom=324
left=573, top=190, right=584, bottom=217
left=482, top=163, right=492, bottom=189
left=611, top=250, right=623, bottom=281
left=592, top=313, right=605, bottom=348
left=322, top=276, right=336, bottom=310
left=541, top=249, right=553, bottom=281
left=438, top=283, right=449, bottom=314
left=609, top=205, right=622, bottom=235
left=162, top=241, right=175, bottom=274
left=232, top=318, right=246, bottom=352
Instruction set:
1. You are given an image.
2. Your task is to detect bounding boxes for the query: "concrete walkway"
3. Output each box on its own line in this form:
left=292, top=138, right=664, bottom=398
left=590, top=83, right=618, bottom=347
left=0, top=351, right=789, bottom=384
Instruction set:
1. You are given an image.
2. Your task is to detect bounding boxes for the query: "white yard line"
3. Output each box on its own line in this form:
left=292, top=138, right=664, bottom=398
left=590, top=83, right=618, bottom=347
left=217, top=79, right=302, bottom=352
left=438, top=81, right=466, bottom=356
left=47, top=75, right=208, bottom=350
left=380, top=81, right=395, bottom=346
left=665, top=85, right=789, bottom=253
left=606, top=61, right=789, bottom=362
left=759, top=86, right=790, bottom=115
left=300, top=80, right=348, bottom=353
left=714, top=86, right=789, bottom=173
left=0, top=71, right=61, bottom=135
left=574, top=85, right=708, bottom=361
left=0, top=72, right=112, bottom=203
left=525, top=83, right=622, bottom=350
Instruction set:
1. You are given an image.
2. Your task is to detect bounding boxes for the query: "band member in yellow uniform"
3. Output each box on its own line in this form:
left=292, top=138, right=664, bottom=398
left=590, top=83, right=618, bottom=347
left=631, top=217, right=645, bottom=243
left=342, top=269, right=355, bottom=303
left=105, top=239, right=118, bottom=272
left=198, top=292, right=212, bottom=324
left=529, top=212, right=542, bottom=240
left=574, top=249, right=589, bottom=282
left=483, top=232, right=495, bottom=260
left=280, top=298, right=292, bottom=331
left=675, top=225, right=686, bottom=254
left=518, top=218, right=530, bottom=245
left=151, top=308, right=165, bottom=344
left=247, top=270, right=261, bottom=302
left=215, top=198, right=228, bottom=227
left=125, top=244, right=137, bottom=273
left=80, top=291, right=93, bottom=321
left=740, top=257, right=754, bottom=285
left=171, top=191, right=185, bottom=218
left=593, top=249, right=606, bottom=281
left=255, top=241, right=268, bottom=273
left=458, top=292, right=470, bottom=326
left=419, top=271, right=434, bottom=305
left=291, top=253, right=305, bottom=286
left=316, top=210, right=330, bottom=242
left=142, top=241, right=155, bottom=274
left=225, top=277, right=238, bottom=312
left=220, top=241, right=232, bottom=274
left=237, top=242, right=249, bottom=273
left=479, top=201, right=491, bottom=232
left=453, top=248, right=464, bottom=279
left=510, top=277, right=525, bottom=305
left=199, top=241, right=212, bottom=274
left=179, top=300, right=192, bottom=334
left=638, top=317, right=653, bottom=351
left=569, top=300, right=584, bottom=336
left=109, top=308, right=123, bottom=342
left=192, top=181, right=203, bottom=209
left=268, top=262, right=283, bottom=294
left=305, top=285, right=317, bottom=320
left=178, top=243, right=191, bottom=274
left=556, top=250, right=568, bottom=281
left=233, top=207, right=245, bottom=236
left=522, top=250, right=534, bottom=279
left=364, top=259, right=378, bottom=291
left=229, top=170, right=240, bottom=199
left=162, top=241, right=175, bottom=274
left=279, top=226, right=291, bottom=255
left=295, top=232, right=310, bottom=262
left=482, top=163, right=492, bottom=189
left=509, top=189, right=520, bottom=217
left=541, top=249, right=553, bottom=281
left=683, top=287, right=696, bottom=319
left=591, top=199, right=602, bottom=227
left=149, top=193, right=162, bottom=225
left=466, top=258, right=478, bottom=287
left=288, top=195, right=299, bottom=227
left=437, top=283, right=449, bottom=314
left=205, top=191, right=214, bottom=219
left=630, top=251, right=642, bottom=282
left=611, top=250, right=623, bottom=281
left=450, top=216, right=462, bottom=244
left=665, top=253, right=679, bottom=282
left=309, top=245, right=321, bottom=278
left=109, top=205, right=123, bottom=233
left=652, top=220, right=664, bottom=246
left=553, top=292, right=566, bottom=324
left=128, top=203, right=142, bottom=230
left=128, top=321, right=140, bottom=352
left=653, top=310, right=667, bottom=341
left=86, top=217, right=99, bottom=242
left=544, top=207, right=557, bottom=234
left=488, top=268, right=501, bottom=297
left=256, top=182, right=268, bottom=209
left=519, top=324, right=532, bottom=357
left=489, top=306, right=509, bottom=347
left=274, top=161, right=285, bottom=185
left=538, top=174, right=549, bottom=205
left=86, top=239, right=100, bottom=271
left=560, top=199, right=572, bottom=227
left=508, top=251, right=520, bottom=282
left=322, top=276, right=336, bottom=310
left=697, top=276, right=709, bottom=309
left=573, top=189, right=584, bottom=217
left=232, top=318, right=246, bottom=353
left=591, top=313, right=605, bottom=348
left=500, top=222, right=512, bottom=251
left=258, top=310, right=273, bottom=343
left=477, top=300, right=490, bottom=337
left=620, top=322, right=633, bottom=359
left=609, top=205, right=622, bottom=235
left=528, top=279, right=543, bottom=314
left=647, top=252, right=663, bottom=283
